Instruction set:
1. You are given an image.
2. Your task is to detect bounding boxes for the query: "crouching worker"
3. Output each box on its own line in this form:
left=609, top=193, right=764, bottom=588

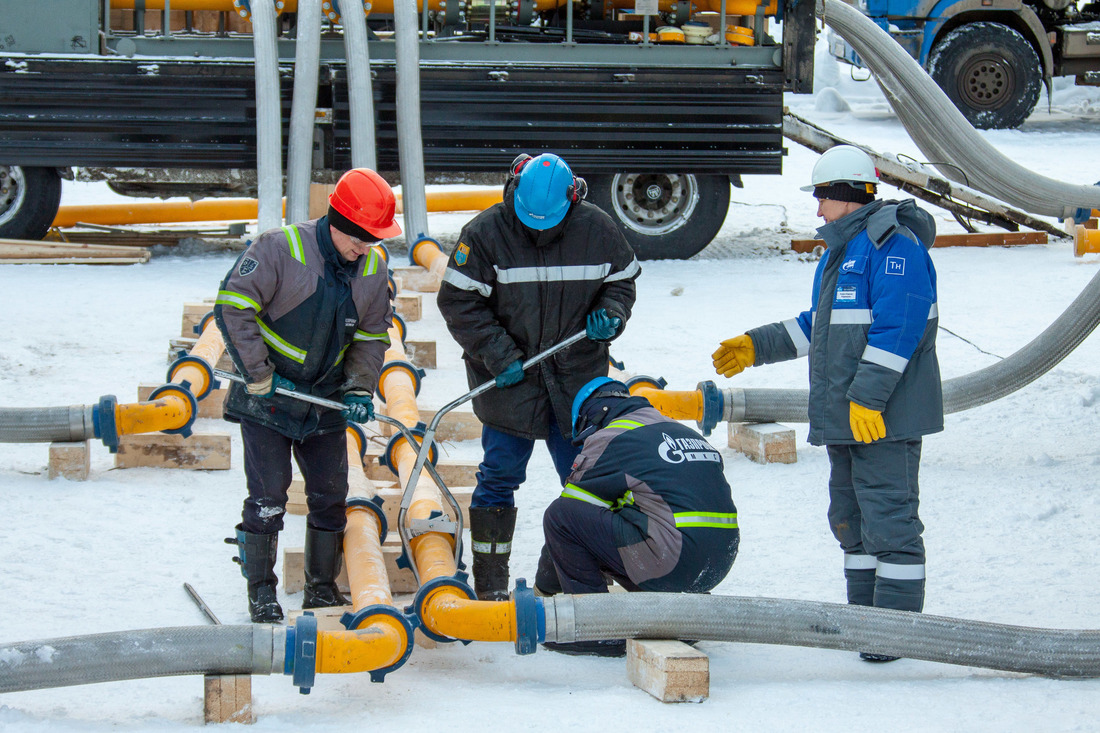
left=535, top=378, right=740, bottom=657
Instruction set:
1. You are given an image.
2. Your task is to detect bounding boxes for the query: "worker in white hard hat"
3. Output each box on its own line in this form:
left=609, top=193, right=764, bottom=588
left=711, top=144, right=943, bottom=662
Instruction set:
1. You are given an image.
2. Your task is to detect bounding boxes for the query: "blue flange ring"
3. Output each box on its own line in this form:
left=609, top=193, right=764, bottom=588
left=410, top=575, right=477, bottom=643
left=512, top=578, right=541, bottom=655
left=92, top=394, right=120, bottom=454
left=380, top=424, right=437, bottom=477
left=346, top=422, right=368, bottom=461
left=339, top=604, right=416, bottom=682
left=192, top=311, right=216, bottom=337
left=376, top=360, right=424, bottom=403
left=696, top=380, right=724, bottom=437
left=391, top=313, right=407, bottom=345
left=409, top=237, right=442, bottom=267
left=166, top=354, right=215, bottom=401
left=147, top=384, right=199, bottom=438
left=388, top=271, right=398, bottom=299
left=347, top=496, right=388, bottom=544
left=626, top=375, right=668, bottom=392
left=292, top=612, right=318, bottom=694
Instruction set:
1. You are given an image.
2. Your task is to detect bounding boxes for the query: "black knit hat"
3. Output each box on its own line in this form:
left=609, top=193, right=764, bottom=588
left=328, top=205, right=383, bottom=243
left=812, top=181, right=876, bottom=204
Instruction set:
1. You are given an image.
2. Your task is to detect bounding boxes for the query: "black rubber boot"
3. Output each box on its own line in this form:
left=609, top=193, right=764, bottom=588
left=303, top=527, right=350, bottom=609
left=233, top=524, right=283, bottom=624
left=470, top=506, right=517, bottom=602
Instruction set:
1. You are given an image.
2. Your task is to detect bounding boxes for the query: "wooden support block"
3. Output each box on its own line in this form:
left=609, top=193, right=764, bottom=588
left=627, top=640, right=709, bottom=703
left=394, top=293, right=422, bottom=322
left=728, top=422, right=797, bottom=464
left=114, top=432, right=232, bottom=470
left=169, top=338, right=235, bottom=371
left=377, top=406, right=482, bottom=442
left=203, top=674, right=253, bottom=725
left=391, top=265, right=442, bottom=293
left=48, top=441, right=90, bottom=481
left=284, top=537, right=419, bottom=595
left=405, top=339, right=437, bottom=369
left=138, top=383, right=227, bottom=421
left=1086, top=217, right=1098, bottom=230
left=287, top=476, right=307, bottom=516
left=181, top=301, right=215, bottom=339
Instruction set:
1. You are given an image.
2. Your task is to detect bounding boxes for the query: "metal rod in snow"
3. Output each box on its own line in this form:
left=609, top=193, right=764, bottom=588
left=251, top=0, right=284, bottom=232
left=343, top=0, right=378, bottom=169
left=286, top=0, right=323, bottom=224
left=394, top=0, right=430, bottom=242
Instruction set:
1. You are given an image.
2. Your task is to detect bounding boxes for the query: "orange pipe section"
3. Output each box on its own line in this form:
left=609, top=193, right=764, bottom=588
left=168, top=319, right=226, bottom=398
left=633, top=386, right=705, bottom=422
left=397, top=189, right=502, bottom=216
left=314, top=624, right=407, bottom=674
left=115, top=392, right=191, bottom=435
left=51, top=199, right=272, bottom=229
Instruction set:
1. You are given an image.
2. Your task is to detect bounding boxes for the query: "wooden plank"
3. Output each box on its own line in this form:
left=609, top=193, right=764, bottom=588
left=790, top=230, right=1047, bottom=254
left=181, top=300, right=216, bottom=339
left=168, top=338, right=235, bottom=371
left=203, top=674, right=253, bottom=725
left=0, top=237, right=148, bottom=255
left=391, top=265, right=442, bottom=293
left=627, top=640, right=709, bottom=703
left=728, top=422, right=797, bottom=464
left=0, top=257, right=150, bottom=265
left=114, top=432, right=231, bottom=470
left=48, top=441, right=90, bottom=481
left=284, top=537, right=418, bottom=595
left=405, top=339, right=437, bottom=369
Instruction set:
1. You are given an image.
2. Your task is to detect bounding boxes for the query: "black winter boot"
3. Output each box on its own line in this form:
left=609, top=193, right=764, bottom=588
left=303, top=527, right=350, bottom=609
left=233, top=524, right=283, bottom=623
left=470, top=506, right=517, bottom=601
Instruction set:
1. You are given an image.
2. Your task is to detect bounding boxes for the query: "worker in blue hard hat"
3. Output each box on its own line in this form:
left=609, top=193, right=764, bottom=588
left=534, top=377, right=740, bottom=657
left=437, top=152, right=641, bottom=602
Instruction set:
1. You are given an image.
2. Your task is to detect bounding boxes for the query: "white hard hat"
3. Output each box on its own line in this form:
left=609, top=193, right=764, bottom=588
left=800, top=145, right=879, bottom=192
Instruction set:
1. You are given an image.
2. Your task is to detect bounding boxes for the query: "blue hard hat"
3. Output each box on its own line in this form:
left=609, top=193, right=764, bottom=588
left=571, top=377, right=630, bottom=439
left=514, top=153, right=574, bottom=230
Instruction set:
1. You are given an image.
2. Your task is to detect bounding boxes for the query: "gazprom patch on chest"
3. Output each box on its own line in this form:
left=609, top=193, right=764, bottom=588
left=835, top=284, right=858, bottom=303
left=454, top=242, right=470, bottom=266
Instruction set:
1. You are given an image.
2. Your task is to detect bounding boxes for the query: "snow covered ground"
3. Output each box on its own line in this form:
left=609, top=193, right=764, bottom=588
left=2, top=44, right=1100, bottom=732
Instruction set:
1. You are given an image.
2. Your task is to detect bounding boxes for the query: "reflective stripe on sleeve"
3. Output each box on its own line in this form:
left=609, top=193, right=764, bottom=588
left=673, top=511, right=738, bottom=529
left=216, top=290, right=261, bottom=312
left=354, top=329, right=391, bottom=344
left=605, top=258, right=641, bottom=282
left=282, top=225, right=306, bottom=264
left=862, top=344, right=908, bottom=373
left=257, top=319, right=307, bottom=363
left=876, top=562, right=925, bottom=580
left=561, top=483, right=613, bottom=508
left=362, top=247, right=380, bottom=277
left=782, top=318, right=810, bottom=358
left=442, top=268, right=492, bottom=298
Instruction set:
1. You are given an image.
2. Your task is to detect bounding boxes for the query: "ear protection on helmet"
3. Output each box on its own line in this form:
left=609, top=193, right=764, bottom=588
left=509, top=153, right=588, bottom=203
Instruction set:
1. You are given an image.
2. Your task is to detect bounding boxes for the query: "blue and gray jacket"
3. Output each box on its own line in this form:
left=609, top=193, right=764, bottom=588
left=562, top=404, right=739, bottom=592
left=748, top=199, right=943, bottom=445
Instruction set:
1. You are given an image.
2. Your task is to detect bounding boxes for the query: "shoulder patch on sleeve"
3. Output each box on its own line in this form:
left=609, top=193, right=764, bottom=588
left=238, top=256, right=260, bottom=276
left=454, top=242, right=470, bottom=266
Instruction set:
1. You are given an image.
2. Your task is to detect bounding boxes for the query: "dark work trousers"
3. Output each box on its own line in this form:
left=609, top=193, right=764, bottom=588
left=535, top=496, right=638, bottom=595
left=471, top=411, right=581, bottom=508
left=827, top=439, right=926, bottom=612
left=240, top=418, right=349, bottom=535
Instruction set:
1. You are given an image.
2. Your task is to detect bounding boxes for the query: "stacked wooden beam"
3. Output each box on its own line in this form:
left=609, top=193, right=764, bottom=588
left=0, top=238, right=150, bottom=265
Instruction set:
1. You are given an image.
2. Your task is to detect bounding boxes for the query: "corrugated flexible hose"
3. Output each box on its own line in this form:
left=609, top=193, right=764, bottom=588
left=0, top=405, right=95, bottom=444
left=546, top=593, right=1100, bottom=677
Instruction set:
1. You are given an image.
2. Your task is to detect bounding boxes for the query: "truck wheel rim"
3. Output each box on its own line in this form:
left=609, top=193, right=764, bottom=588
left=0, top=166, right=27, bottom=228
left=960, top=53, right=1015, bottom=110
left=609, top=173, right=700, bottom=236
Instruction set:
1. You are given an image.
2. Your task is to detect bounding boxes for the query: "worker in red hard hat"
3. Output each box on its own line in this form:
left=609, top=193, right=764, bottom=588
left=214, top=168, right=399, bottom=624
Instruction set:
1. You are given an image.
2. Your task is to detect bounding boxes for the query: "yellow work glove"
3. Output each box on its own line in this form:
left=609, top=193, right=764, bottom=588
left=712, top=334, right=755, bottom=378
left=849, top=401, right=886, bottom=443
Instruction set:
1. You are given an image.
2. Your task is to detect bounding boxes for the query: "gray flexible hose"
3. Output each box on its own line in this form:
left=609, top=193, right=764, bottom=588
left=821, top=0, right=1100, bottom=219
left=0, top=405, right=95, bottom=443
left=0, top=625, right=285, bottom=693
left=723, top=240, right=1100, bottom=422
left=546, top=593, right=1100, bottom=677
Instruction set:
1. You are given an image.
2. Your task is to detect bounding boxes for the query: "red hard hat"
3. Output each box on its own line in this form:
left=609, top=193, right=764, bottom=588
left=329, top=168, right=402, bottom=239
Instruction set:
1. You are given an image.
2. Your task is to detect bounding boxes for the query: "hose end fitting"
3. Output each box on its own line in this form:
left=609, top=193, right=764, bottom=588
left=289, top=612, right=318, bottom=695
left=696, top=380, right=724, bottom=436
left=92, top=394, right=120, bottom=453
left=512, top=578, right=542, bottom=655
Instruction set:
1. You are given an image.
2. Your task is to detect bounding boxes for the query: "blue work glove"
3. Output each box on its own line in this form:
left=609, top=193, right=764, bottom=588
left=342, top=390, right=376, bottom=423
left=246, top=373, right=296, bottom=398
left=495, top=359, right=524, bottom=388
left=585, top=308, right=622, bottom=342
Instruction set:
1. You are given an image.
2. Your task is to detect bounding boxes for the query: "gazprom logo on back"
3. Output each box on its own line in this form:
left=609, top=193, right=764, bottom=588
left=658, top=432, right=720, bottom=464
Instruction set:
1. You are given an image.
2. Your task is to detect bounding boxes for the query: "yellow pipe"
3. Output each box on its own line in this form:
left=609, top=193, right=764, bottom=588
left=419, top=590, right=517, bottom=642
left=397, top=189, right=502, bottom=216
left=315, top=624, right=407, bottom=674
left=1074, top=224, right=1100, bottom=257
left=168, top=318, right=226, bottom=398
left=633, top=386, right=704, bottom=422
left=115, top=391, right=192, bottom=435
left=51, top=199, right=271, bottom=229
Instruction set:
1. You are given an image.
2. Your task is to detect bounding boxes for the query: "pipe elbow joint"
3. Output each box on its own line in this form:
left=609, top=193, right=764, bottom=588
left=146, top=384, right=199, bottom=438
left=408, top=574, right=477, bottom=643
left=338, top=605, right=416, bottom=683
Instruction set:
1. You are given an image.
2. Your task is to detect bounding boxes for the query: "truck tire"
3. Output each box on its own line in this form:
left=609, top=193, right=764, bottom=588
left=0, top=166, right=62, bottom=241
left=927, top=22, right=1042, bottom=130
left=586, top=173, right=730, bottom=260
